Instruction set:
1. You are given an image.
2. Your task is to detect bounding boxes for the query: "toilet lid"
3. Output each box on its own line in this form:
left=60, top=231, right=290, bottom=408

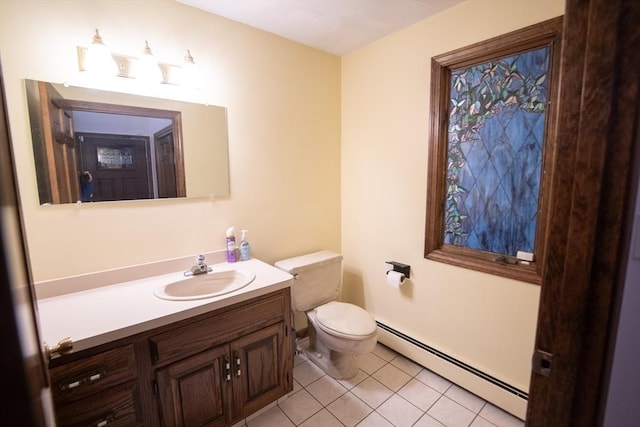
left=315, top=301, right=377, bottom=339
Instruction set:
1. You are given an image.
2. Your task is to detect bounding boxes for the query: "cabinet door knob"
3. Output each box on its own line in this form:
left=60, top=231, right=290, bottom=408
left=44, top=337, right=73, bottom=361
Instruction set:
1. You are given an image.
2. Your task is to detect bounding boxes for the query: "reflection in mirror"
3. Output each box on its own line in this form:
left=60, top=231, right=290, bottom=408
left=25, top=80, right=230, bottom=204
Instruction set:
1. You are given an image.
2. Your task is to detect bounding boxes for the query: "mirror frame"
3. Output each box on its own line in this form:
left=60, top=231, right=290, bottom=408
left=56, top=98, right=186, bottom=199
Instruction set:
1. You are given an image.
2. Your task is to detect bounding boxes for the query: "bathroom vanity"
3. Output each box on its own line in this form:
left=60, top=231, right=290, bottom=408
left=38, top=256, right=294, bottom=426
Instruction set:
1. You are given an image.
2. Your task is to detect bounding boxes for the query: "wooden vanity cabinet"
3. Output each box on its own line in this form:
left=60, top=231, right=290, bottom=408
left=48, top=288, right=293, bottom=427
left=150, top=290, right=293, bottom=426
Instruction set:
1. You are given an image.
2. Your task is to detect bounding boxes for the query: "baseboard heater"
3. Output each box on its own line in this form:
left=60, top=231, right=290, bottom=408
left=376, top=321, right=528, bottom=400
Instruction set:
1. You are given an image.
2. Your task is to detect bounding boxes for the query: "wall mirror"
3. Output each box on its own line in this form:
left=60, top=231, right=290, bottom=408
left=25, top=79, right=230, bottom=204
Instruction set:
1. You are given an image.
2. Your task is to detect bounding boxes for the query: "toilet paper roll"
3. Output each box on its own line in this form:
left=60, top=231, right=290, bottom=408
left=387, top=270, right=405, bottom=288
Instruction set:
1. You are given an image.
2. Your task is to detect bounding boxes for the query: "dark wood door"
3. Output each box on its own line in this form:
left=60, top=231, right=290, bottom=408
left=156, top=346, right=230, bottom=427
left=526, top=0, right=640, bottom=425
left=0, top=59, right=53, bottom=426
left=77, top=132, right=152, bottom=202
left=154, top=125, right=178, bottom=199
left=37, top=81, right=80, bottom=204
left=230, top=323, right=287, bottom=418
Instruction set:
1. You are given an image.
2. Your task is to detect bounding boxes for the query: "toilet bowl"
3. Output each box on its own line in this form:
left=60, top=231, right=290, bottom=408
left=274, top=251, right=377, bottom=379
left=305, top=301, right=377, bottom=379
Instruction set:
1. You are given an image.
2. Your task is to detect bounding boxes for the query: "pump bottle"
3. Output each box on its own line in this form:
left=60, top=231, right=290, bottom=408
left=239, top=230, right=251, bottom=261
left=226, top=227, right=237, bottom=262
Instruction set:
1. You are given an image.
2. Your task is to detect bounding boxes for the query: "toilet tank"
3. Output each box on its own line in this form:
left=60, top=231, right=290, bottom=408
left=274, top=250, right=343, bottom=312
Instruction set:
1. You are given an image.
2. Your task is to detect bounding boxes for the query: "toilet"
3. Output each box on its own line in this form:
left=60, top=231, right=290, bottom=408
left=275, top=250, right=377, bottom=379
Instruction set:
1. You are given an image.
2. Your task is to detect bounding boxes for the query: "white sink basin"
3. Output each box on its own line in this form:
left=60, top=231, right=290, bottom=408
left=154, top=268, right=256, bottom=301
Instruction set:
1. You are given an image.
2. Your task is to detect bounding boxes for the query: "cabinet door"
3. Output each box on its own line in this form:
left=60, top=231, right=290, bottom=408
left=230, top=322, right=290, bottom=417
left=156, top=346, right=231, bottom=427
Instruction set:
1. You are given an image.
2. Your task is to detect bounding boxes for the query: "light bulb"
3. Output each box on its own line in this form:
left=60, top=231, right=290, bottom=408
left=85, top=29, right=118, bottom=77
left=135, top=40, right=162, bottom=84
left=181, top=49, right=199, bottom=89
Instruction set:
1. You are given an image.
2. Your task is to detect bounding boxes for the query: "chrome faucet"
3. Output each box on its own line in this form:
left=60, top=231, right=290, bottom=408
left=185, top=254, right=212, bottom=276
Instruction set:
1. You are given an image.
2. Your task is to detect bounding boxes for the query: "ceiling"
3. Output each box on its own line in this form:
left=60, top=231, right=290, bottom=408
left=177, top=0, right=465, bottom=56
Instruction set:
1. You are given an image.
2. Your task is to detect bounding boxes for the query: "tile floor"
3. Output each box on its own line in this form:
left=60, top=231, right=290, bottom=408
left=236, top=341, right=525, bottom=427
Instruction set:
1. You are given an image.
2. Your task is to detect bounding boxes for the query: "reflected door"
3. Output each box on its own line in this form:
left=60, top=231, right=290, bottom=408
left=77, top=133, right=152, bottom=201
left=32, top=81, right=81, bottom=203
left=154, top=125, right=178, bottom=198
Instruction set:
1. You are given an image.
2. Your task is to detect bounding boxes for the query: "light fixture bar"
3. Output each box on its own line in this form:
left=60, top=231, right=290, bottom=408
left=77, top=46, right=182, bottom=85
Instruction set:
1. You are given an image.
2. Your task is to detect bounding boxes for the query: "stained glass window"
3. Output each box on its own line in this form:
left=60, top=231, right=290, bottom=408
left=444, top=47, right=550, bottom=257
left=97, top=146, right=135, bottom=170
left=425, top=17, right=562, bottom=283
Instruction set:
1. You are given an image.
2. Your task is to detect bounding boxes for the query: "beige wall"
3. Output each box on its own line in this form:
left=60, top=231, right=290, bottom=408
left=341, top=0, right=564, bottom=410
left=0, top=0, right=341, bottom=282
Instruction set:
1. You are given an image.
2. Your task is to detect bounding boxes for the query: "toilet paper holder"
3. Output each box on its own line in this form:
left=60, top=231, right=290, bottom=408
left=385, top=261, right=410, bottom=279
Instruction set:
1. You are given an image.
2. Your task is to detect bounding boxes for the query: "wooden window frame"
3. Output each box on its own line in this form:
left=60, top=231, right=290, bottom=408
left=424, top=17, right=563, bottom=284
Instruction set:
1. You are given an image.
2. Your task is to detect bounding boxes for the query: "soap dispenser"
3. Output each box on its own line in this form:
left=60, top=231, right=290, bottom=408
left=239, top=230, right=251, bottom=261
left=226, top=227, right=237, bottom=262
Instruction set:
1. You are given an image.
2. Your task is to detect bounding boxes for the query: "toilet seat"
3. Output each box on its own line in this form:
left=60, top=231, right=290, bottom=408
left=315, top=301, right=377, bottom=340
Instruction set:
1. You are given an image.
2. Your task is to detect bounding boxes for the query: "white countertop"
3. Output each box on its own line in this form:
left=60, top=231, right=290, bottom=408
left=36, top=258, right=293, bottom=352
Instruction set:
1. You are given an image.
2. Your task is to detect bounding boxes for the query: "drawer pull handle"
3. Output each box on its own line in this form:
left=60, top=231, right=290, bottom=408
left=92, top=413, right=114, bottom=427
left=59, top=370, right=106, bottom=391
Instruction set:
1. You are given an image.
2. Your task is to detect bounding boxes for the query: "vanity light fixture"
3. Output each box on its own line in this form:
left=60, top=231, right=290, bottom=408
left=84, top=29, right=118, bottom=78
left=76, top=31, right=200, bottom=87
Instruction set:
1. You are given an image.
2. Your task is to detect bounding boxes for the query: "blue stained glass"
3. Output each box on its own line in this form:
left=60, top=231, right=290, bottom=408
left=444, top=46, right=550, bottom=256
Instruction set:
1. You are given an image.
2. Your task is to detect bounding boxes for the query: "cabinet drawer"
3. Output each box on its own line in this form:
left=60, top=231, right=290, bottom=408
left=55, top=380, right=142, bottom=427
left=150, top=291, right=286, bottom=365
left=50, top=344, right=136, bottom=406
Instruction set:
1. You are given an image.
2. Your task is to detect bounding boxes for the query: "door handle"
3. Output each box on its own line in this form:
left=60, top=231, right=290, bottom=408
left=532, top=349, right=553, bottom=377
left=224, top=357, right=231, bottom=382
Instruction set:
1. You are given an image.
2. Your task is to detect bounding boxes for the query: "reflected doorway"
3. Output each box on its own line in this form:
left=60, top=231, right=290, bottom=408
left=77, top=133, right=154, bottom=201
